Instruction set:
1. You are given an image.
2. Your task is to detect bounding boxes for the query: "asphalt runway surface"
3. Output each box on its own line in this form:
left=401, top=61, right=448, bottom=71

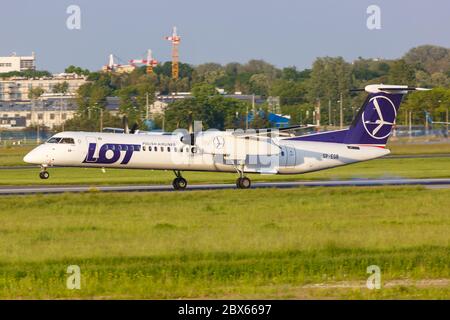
left=1, top=178, right=450, bottom=195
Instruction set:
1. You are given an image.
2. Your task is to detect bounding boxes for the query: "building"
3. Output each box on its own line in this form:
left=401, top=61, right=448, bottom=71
left=0, top=52, right=36, bottom=73
left=0, top=73, right=87, bottom=101
left=0, top=116, right=26, bottom=129
left=0, top=100, right=77, bottom=129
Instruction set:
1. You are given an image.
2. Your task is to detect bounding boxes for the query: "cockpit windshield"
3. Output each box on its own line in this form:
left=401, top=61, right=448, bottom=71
left=46, top=137, right=75, bottom=144
left=60, top=138, right=75, bottom=144
left=46, top=137, right=62, bottom=143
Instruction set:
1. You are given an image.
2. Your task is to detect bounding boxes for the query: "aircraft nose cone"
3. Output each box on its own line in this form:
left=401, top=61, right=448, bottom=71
left=23, top=150, right=35, bottom=164
left=23, top=148, right=44, bottom=164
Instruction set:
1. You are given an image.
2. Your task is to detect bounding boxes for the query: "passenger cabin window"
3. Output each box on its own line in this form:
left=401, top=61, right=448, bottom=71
left=60, top=138, right=75, bottom=144
left=47, top=137, right=61, bottom=144
left=161, top=147, right=164, bottom=152
left=154, top=147, right=157, bottom=151
left=143, top=146, right=146, bottom=151
left=149, top=146, right=152, bottom=151
left=167, top=147, right=171, bottom=152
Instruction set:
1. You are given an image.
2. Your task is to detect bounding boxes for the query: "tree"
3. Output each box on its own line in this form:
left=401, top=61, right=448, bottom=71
left=243, top=60, right=280, bottom=80
left=164, top=98, right=199, bottom=130
left=28, top=87, right=45, bottom=100
left=388, top=59, right=416, bottom=86
left=249, top=74, right=270, bottom=96
left=281, top=66, right=311, bottom=82
left=52, top=81, right=69, bottom=94
left=63, top=112, right=122, bottom=132
left=270, top=79, right=307, bottom=105
left=117, top=86, right=139, bottom=124
left=191, top=82, right=218, bottom=101
left=0, top=70, right=51, bottom=79
left=403, top=45, right=450, bottom=74
left=163, top=82, right=248, bottom=131
left=308, top=57, right=353, bottom=100
left=65, top=65, right=90, bottom=76
left=402, top=87, right=450, bottom=124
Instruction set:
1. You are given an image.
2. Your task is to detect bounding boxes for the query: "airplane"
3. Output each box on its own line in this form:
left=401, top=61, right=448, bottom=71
left=23, top=84, right=429, bottom=190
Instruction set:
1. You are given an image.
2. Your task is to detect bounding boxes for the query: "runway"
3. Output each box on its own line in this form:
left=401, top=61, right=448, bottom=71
left=1, top=178, right=450, bottom=195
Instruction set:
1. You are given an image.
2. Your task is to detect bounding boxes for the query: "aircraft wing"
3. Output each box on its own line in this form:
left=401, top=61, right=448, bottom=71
left=231, top=125, right=316, bottom=138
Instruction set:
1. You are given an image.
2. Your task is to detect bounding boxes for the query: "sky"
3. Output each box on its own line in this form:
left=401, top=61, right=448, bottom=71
left=0, top=0, right=449, bottom=73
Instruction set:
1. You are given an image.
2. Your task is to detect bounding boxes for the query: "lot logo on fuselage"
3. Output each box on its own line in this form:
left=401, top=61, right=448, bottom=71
left=362, top=95, right=397, bottom=140
left=83, top=143, right=141, bottom=164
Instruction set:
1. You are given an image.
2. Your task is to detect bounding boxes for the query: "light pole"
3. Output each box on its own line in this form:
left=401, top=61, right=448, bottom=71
left=328, top=99, right=332, bottom=126
left=409, top=110, right=412, bottom=140
left=100, top=108, right=103, bottom=132
left=245, top=103, right=249, bottom=130
left=145, top=92, right=151, bottom=121
left=315, top=98, right=321, bottom=128
left=438, top=99, right=448, bottom=139
left=338, top=92, right=343, bottom=129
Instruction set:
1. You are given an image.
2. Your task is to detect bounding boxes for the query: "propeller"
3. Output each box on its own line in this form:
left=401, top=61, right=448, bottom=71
left=122, top=116, right=129, bottom=134
left=130, top=123, right=139, bottom=134
left=180, top=120, right=202, bottom=146
left=122, top=116, right=138, bottom=134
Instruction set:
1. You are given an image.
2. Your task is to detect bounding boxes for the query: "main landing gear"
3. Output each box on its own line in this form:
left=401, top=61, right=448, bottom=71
left=172, top=170, right=187, bottom=190
left=235, top=165, right=251, bottom=189
left=39, top=166, right=49, bottom=180
left=236, top=176, right=251, bottom=189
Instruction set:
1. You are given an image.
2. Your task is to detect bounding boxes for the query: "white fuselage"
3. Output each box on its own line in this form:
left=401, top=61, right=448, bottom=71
left=24, top=131, right=390, bottom=175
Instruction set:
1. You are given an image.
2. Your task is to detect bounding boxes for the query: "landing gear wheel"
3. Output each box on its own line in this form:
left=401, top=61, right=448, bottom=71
left=236, top=177, right=251, bottom=189
left=39, top=171, right=49, bottom=179
left=172, top=177, right=187, bottom=190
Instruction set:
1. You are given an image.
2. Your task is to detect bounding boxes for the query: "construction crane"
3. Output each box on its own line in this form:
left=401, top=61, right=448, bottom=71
left=165, top=26, right=181, bottom=80
left=129, top=49, right=158, bottom=75
left=103, top=54, right=135, bottom=73
left=103, top=54, right=120, bottom=72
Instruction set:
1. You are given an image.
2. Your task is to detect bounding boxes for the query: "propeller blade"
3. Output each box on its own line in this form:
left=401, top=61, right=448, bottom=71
left=122, top=116, right=129, bottom=134
left=130, top=123, right=139, bottom=134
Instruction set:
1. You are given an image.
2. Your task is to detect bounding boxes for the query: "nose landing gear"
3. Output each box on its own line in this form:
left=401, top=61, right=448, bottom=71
left=172, top=170, right=187, bottom=190
left=39, top=167, right=49, bottom=180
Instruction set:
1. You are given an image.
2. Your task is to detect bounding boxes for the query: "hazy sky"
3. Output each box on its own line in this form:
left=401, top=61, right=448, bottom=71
left=1, top=0, right=449, bottom=72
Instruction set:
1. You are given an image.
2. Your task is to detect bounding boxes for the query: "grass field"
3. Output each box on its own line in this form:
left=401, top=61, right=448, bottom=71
left=0, top=186, right=449, bottom=299
left=0, top=141, right=449, bottom=299
left=388, top=142, right=450, bottom=155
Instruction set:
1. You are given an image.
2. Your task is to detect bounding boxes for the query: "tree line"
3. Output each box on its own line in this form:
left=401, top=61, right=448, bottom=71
left=58, top=44, right=449, bottom=131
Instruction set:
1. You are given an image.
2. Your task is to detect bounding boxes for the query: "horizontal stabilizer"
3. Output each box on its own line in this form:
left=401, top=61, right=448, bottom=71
left=350, top=84, right=430, bottom=94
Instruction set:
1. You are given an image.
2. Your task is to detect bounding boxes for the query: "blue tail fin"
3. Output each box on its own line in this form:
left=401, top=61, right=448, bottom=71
left=344, top=87, right=404, bottom=146
left=285, top=85, right=429, bottom=145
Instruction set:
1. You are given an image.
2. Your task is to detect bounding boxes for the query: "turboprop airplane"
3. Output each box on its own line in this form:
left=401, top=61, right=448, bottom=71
left=23, top=84, right=429, bottom=190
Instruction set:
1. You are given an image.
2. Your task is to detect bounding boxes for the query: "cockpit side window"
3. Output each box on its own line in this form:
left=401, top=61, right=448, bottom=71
left=47, top=137, right=62, bottom=143
left=60, top=138, right=75, bottom=144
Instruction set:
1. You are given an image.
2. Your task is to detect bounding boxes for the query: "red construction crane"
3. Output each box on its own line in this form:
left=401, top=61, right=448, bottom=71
left=129, top=49, right=158, bottom=75
left=165, top=26, right=180, bottom=80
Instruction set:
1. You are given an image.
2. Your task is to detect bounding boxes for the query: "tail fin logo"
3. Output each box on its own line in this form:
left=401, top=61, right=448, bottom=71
left=362, top=95, right=397, bottom=140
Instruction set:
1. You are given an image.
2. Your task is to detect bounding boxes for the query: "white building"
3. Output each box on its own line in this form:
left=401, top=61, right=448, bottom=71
left=0, top=103, right=77, bottom=129
left=0, top=73, right=87, bottom=101
left=0, top=52, right=36, bottom=73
